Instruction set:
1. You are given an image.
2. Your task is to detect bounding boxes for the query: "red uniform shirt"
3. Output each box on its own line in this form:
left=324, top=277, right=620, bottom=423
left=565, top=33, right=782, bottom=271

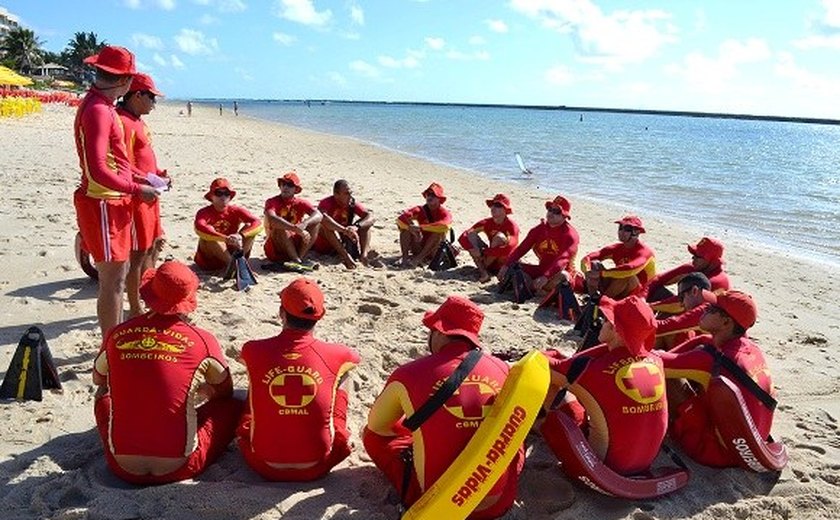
left=318, top=195, right=369, bottom=226
left=582, top=241, right=656, bottom=288
left=74, top=88, right=140, bottom=199
left=548, top=345, right=668, bottom=475
left=240, top=329, right=359, bottom=464
left=656, top=335, right=775, bottom=441
left=458, top=217, right=520, bottom=259
left=506, top=220, right=579, bottom=278
left=264, top=195, right=316, bottom=226
left=194, top=204, right=263, bottom=241
left=116, top=106, right=161, bottom=176
left=93, top=313, right=230, bottom=458
left=656, top=304, right=708, bottom=343
left=396, top=204, right=452, bottom=240
left=647, top=262, right=730, bottom=313
left=367, top=341, right=513, bottom=492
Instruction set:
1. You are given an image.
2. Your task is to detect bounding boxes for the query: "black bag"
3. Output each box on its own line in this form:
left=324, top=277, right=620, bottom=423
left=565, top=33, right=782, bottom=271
left=574, top=294, right=604, bottom=352
left=497, top=263, right=533, bottom=303
left=429, top=228, right=458, bottom=271
left=341, top=197, right=361, bottom=261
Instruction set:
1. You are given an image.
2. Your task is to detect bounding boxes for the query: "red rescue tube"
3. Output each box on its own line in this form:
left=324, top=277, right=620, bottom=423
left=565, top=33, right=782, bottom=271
left=706, top=376, right=788, bottom=472
left=541, top=411, right=690, bottom=499
left=75, top=232, right=98, bottom=280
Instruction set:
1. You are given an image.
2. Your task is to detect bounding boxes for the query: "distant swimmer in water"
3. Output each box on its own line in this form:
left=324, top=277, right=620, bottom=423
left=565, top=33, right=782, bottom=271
left=580, top=114, right=584, bottom=122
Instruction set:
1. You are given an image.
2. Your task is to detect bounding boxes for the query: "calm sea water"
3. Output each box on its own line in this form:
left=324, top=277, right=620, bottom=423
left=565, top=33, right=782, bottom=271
left=232, top=101, right=840, bottom=265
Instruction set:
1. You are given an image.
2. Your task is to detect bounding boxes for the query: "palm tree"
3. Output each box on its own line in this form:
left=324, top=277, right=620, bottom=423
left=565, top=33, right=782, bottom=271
left=0, top=27, right=44, bottom=74
left=63, top=32, right=106, bottom=83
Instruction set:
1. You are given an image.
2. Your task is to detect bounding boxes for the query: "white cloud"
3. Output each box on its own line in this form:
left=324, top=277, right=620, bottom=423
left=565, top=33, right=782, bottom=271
left=174, top=28, right=219, bottom=55
left=171, top=54, right=185, bottom=68
left=153, top=53, right=168, bottom=66
left=193, top=0, right=212, bottom=5
left=158, top=0, right=176, bottom=10
left=350, top=4, right=364, bottom=25
left=667, top=38, right=771, bottom=93
left=218, top=0, right=247, bottom=12
left=377, top=54, right=420, bottom=69
left=199, top=13, right=219, bottom=24
left=486, top=19, right=508, bottom=33
left=794, top=34, right=840, bottom=50
left=446, top=50, right=490, bottom=61
left=132, top=33, right=164, bottom=50
left=350, top=60, right=380, bottom=78
left=469, top=35, right=486, bottom=45
left=510, top=0, right=677, bottom=69
left=425, top=37, right=445, bottom=50
left=275, top=0, right=332, bottom=27
left=235, top=67, right=254, bottom=81
left=820, top=0, right=840, bottom=29
left=136, top=60, right=152, bottom=72
left=775, top=51, right=840, bottom=95
left=329, top=71, right=347, bottom=86
left=125, top=0, right=141, bottom=8
left=545, top=64, right=574, bottom=86
left=340, top=31, right=361, bottom=40
left=273, top=32, right=297, bottom=45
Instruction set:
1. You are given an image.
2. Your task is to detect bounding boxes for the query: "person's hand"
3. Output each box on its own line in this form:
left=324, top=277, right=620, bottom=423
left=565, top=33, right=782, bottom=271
left=533, top=276, right=549, bottom=292
left=297, top=226, right=311, bottom=243
left=409, top=224, right=423, bottom=240
left=225, top=234, right=243, bottom=249
left=137, top=184, right=159, bottom=202
left=344, top=225, right=359, bottom=243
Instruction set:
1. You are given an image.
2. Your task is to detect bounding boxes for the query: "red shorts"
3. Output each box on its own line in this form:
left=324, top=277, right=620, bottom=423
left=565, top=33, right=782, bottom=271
left=237, top=413, right=352, bottom=481
left=362, top=427, right=523, bottom=519
left=74, top=190, right=133, bottom=263
left=264, top=233, right=302, bottom=262
left=671, top=395, right=738, bottom=468
left=311, top=234, right=333, bottom=255
left=131, top=196, right=162, bottom=251
left=94, top=394, right=243, bottom=484
left=194, top=245, right=231, bottom=271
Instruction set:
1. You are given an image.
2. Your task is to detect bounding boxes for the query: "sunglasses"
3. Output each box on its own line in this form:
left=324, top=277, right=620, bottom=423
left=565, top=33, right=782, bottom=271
left=142, top=90, right=157, bottom=102
left=619, top=225, right=638, bottom=232
left=279, top=181, right=298, bottom=189
left=491, top=202, right=505, bottom=209
left=213, top=189, right=231, bottom=197
left=547, top=207, right=564, bottom=215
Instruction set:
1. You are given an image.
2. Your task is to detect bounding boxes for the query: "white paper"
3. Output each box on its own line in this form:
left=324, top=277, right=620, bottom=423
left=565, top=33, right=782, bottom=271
left=147, top=173, right=169, bottom=191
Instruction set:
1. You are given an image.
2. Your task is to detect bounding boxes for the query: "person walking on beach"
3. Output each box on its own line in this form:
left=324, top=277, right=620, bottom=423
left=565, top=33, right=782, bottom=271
left=395, top=182, right=453, bottom=268
left=497, top=195, right=579, bottom=296
left=363, top=296, right=523, bottom=518
left=73, top=45, right=159, bottom=336
left=577, top=215, right=656, bottom=299
left=264, top=172, right=323, bottom=271
left=458, top=193, right=519, bottom=283
left=233, top=101, right=238, bottom=116
left=194, top=178, right=263, bottom=272
left=92, top=260, right=242, bottom=484
left=646, top=237, right=730, bottom=313
left=313, top=179, right=377, bottom=269
left=187, top=100, right=192, bottom=117
left=237, top=277, right=360, bottom=481
left=116, top=72, right=169, bottom=318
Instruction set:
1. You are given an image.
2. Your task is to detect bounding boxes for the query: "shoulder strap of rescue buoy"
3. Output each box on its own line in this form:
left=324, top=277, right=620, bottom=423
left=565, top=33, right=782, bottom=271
left=702, top=345, right=776, bottom=411
left=550, top=355, right=590, bottom=409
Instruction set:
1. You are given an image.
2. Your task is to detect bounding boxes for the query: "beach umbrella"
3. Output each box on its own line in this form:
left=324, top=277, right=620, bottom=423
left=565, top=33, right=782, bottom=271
left=0, top=65, right=34, bottom=86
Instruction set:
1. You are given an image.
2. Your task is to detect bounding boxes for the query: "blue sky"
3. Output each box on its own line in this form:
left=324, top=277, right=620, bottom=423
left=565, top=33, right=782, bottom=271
left=4, top=0, right=840, bottom=119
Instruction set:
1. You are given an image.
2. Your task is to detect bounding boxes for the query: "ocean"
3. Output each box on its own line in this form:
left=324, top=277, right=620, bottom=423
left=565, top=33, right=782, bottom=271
left=230, top=100, right=840, bottom=265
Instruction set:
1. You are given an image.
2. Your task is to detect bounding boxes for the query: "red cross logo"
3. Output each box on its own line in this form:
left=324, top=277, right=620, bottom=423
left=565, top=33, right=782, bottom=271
left=444, top=382, right=496, bottom=420
left=616, top=362, right=664, bottom=404
left=215, top=219, right=231, bottom=233
left=269, top=374, right=317, bottom=408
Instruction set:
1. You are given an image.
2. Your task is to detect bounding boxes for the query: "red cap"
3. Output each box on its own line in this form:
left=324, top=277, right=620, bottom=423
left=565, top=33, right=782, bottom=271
left=422, top=295, right=483, bottom=348
left=128, top=72, right=163, bottom=96
left=84, top=45, right=137, bottom=75
left=688, top=237, right=724, bottom=262
left=422, top=182, right=447, bottom=203
left=281, top=277, right=325, bottom=320
left=615, top=215, right=646, bottom=233
left=139, top=261, right=199, bottom=315
left=599, top=295, right=656, bottom=355
left=544, top=195, right=571, bottom=218
left=277, top=172, right=303, bottom=193
left=485, top=193, right=512, bottom=214
left=204, top=178, right=236, bottom=201
left=708, top=290, right=757, bottom=330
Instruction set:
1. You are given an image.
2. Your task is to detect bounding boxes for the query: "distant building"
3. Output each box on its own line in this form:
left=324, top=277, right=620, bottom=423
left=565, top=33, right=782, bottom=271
left=0, top=7, right=21, bottom=39
left=33, top=63, right=70, bottom=80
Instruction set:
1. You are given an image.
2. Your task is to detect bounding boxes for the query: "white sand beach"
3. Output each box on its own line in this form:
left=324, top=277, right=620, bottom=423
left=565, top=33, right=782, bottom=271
left=0, top=102, right=838, bottom=519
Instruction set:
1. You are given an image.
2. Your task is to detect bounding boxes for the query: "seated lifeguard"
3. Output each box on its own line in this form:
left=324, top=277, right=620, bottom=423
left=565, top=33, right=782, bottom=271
left=313, top=179, right=375, bottom=269
left=264, top=172, right=323, bottom=267
left=647, top=237, right=730, bottom=313
left=497, top=195, right=579, bottom=295
left=458, top=193, right=520, bottom=283
left=92, top=261, right=242, bottom=484
left=363, top=296, right=523, bottom=519
left=396, top=182, right=452, bottom=268
left=237, top=278, right=360, bottom=481
left=194, top=178, right=263, bottom=272
left=541, top=295, right=668, bottom=476
left=654, top=272, right=715, bottom=349
left=577, top=215, right=656, bottom=299
left=656, top=290, right=776, bottom=468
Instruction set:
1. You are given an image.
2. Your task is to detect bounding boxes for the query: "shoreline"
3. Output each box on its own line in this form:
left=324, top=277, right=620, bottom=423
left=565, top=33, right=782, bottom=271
left=1, top=102, right=838, bottom=519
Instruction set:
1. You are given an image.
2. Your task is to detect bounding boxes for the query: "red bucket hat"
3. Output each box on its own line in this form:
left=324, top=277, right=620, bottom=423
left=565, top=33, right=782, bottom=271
left=84, top=45, right=137, bottom=76
left=139, top=261, right=199, bottom=315
left=544, top=195, right=571, bottom=218
left=204, top=178, right=236, bottom=201
left=688, top=237, right=724, bottom=262
left=708, top=290, right=757, bottom=330
left=599, top=295, right=656, bottom=356
left=485, top=193, right=512, bottom=214
left=280, top=277, right=325, bottom=320
left=615, top=215, right=646, bottom=233
left=128, top=72, right=163, bottom=96
left=277, top=172, right=303, bottom=193
left=422, top=182, right=447, bottom=203
left=422, top=295, right=484, bottom=348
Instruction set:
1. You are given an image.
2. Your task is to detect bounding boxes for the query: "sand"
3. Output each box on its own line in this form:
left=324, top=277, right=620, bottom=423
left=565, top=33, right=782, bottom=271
left=0, top=102, right=838, bottom=520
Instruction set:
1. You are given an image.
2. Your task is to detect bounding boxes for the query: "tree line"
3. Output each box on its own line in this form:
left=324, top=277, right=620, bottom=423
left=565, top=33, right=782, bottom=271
left=0, top=27, right=106, bottom=84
